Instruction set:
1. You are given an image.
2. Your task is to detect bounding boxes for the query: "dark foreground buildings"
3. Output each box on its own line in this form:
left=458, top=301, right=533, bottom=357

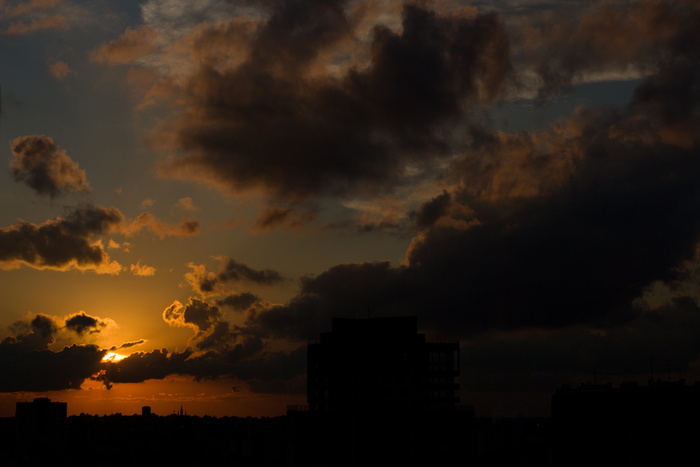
left=288, top=316, right=471, bottom=466
left=552, top=379, right=700, bottom=465
left=14, top=397, right=68, bottom=463
left=5, top=318, right=700, bottom=465
left=307, top=316, right=460, bottom=413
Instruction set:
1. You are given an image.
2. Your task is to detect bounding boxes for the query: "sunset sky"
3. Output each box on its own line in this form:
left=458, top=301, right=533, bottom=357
left=1, top=0, right=700, bottom=418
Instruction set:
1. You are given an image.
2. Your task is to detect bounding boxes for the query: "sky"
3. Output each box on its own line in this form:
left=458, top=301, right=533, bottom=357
left=1, top=0, right=700, bottom=418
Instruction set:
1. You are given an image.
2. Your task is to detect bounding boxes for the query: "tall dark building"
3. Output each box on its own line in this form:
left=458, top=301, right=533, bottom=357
left=307, top=316, right=460, bottom=413
left=289, top=316, right=469, bottom=467
left=15, top=398, right=68, bottom=462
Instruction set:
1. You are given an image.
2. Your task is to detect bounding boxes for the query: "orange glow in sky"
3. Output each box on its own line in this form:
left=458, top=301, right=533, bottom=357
left=101, top=352, right=127, bottom=363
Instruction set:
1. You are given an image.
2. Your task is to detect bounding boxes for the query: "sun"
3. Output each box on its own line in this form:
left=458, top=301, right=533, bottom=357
left=101, top=352, right=127, bottom=363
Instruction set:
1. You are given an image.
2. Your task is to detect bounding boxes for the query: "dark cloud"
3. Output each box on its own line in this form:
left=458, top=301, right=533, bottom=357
left=217, top=292, right=261, bottom=312
left=0, top=205, right=123, bottom=273
left=99, top=340, right=304, bottom=392
left=0, top=203, right=202, bottom=273
left=101, top=348, right=190, bottom=384
left=0, top=343, right=105, bottom=392
left=254, top=205, right=317, bottom=231
left=163, top=297, right=222, bottom=332
left=242, top=17, right=700, bottom=343
left=6, top=314, right=58, bottom=351
left=158, top=2, right=513, bottom=207
left=522, top=0, right=700, bottom=103
left=245, top=261, right=406, bottom=341
left=162, top=297, right=260, bottom=354
left=99, top=288, right=309, bottom=390
left=462, top=297, right=700, bottom=395
left=10, top=135, right=90, bottom=198
left=65, top=312, right=107, bottom=336
left=216, top=258, right=285, bottom=286
left=0, top=314, right=106, bottom=392
left=412, top=190, right=451, bottom=229
left=187, top=257, right=284, bottom=296
left=110, top=339, right=146, bottom=351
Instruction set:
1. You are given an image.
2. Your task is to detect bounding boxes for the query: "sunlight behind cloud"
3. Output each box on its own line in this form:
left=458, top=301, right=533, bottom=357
left=101, top=352, right=127, bottom=363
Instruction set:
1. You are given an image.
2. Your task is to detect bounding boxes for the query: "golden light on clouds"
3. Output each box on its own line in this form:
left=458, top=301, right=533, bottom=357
left=101, top=352, right=127, bottom=363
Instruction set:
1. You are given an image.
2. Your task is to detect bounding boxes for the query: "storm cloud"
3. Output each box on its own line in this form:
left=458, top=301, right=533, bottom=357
left=145, top=2, right=512, bottom=206
left=240, top=0, right=700, bottom=354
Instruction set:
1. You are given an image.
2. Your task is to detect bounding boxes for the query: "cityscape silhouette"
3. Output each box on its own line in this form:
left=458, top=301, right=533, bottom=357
left=2, top=316, right=697, bottom=466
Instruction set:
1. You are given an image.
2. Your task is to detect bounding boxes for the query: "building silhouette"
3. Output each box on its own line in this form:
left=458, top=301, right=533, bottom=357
left=307, top=316, right=460, bottom=413
left=289, top=316, right=470, bottom=466
left=552, top=379, right=700, bottom=465
left=15, top=397, right=67, bottom=463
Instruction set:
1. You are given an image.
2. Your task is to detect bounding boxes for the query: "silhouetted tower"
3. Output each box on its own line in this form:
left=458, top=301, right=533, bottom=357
left=308, top=316, right=460, bottom=413
left=294, top=316, right=466, bottom=466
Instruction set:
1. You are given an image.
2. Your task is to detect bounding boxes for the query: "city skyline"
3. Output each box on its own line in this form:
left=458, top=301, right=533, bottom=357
left=2, top=0, right=700, bottom=418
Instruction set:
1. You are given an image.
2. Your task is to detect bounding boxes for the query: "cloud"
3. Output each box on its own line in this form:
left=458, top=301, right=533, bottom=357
left=241, top=8, right=700, bottom=343
left=0, top=312, right=107, bottom=392
left=0, top=0, right=104, bottom=37
left=110, top=339, right=146, bottom=351
left=139, top=198, right=155, bottom=209
left=163, top=297, right=222, bottom=333
left=159, top=3, right=511, bottom=202
left=519, top=0, right=700, bottom=102
left=130, top=261, right=156, bottom=276
left=253, top=205, right=317, bottom=231
left=140, top=0, right=240, bottom=42
left=0, top=342, right=105, bottom=391
left=216, top=292, right=260, bottom=312
left=6, top=313, right=58, bottom=351
left=244, top=261, right=404, bottom=341
left=0, top=0, right=66, bottom=36
left=98, top=341, right=305, bottom=392
left=266, top=105, right=700, bottom=338
left=3, top=12, right=66, bottom=36
left=0, top=205, right=123, bottom=274
left=176, top=196, right=197, bottom=211
left=0, top=203, right=199, bottom=274
left=1, top=0, right=61, bottom=16
left=64, top=312, right=107, bottom=336
left=90, top=25, right=159, bottom=64
left=97, top=2, right=512, bottom=222
left=122, top=212, right=200, bottom=238
left=186, top=257, right=284, bottom=296
left=10, top=135, right=91, bottom=198
left=47, top=59, right=73, bottom=80
left=461, top=297, right=700, bottom=395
